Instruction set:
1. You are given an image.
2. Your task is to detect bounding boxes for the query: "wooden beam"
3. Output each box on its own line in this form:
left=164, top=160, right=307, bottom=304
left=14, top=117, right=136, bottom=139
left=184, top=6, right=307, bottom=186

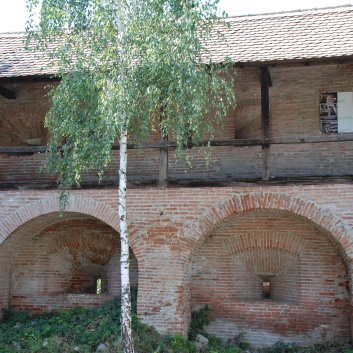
left=0, top=84, right=16, bottom=99
left=2, top=133, right=353, bottom=155
left=261, top=67, right=270, bottom=137
left=260, top=66, right=270, bottom=180
left=0, top=146, right=47, bottom=154
left=0, top=75, right=60, bottom=84
left=3, top=175, right=353, bottom=191
left=159, top=143, right=168, bottom=181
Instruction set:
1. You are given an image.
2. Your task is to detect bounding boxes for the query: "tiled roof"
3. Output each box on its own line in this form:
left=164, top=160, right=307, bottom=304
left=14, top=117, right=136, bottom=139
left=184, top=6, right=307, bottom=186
left=0, top=33, right=56, bottom=78
left=208, top=5, right=353, bottom=63
left=1, top=5, right=353, bottom=78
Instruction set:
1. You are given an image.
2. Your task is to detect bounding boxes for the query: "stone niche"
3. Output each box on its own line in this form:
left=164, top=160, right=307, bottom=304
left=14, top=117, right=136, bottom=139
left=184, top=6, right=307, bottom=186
left=191, top=210, right=351, bottom=348
left=10, top=217, right=138, bottom=312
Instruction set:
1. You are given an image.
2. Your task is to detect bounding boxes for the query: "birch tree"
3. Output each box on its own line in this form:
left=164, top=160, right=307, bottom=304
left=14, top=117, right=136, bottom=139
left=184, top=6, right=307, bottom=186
left=26, top=0, right=235, bottom=352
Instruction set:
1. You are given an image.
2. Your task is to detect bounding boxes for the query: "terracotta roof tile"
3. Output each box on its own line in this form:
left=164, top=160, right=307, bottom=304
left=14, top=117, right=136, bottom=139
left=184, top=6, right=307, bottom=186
left=1, top=5, right=353, bottom=78
left=207, top=5, right=353, bottom=63
left=0, top=33, right=56, bottom=77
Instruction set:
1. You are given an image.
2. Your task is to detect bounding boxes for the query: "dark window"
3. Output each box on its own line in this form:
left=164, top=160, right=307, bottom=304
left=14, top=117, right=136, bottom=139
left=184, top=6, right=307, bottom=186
left=263, top=281, right=270, bottom=299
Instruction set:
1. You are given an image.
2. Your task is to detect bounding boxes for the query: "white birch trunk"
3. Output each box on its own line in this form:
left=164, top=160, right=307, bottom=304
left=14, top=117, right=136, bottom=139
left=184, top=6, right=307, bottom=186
left=115, top=1, right=135, bottom=352
left=119, top=131, right=135, bottom=353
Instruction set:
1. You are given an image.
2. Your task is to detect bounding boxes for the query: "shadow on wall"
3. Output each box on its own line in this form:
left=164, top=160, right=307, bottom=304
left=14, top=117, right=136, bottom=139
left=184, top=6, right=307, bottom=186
left=190, top=209, right=351, bottom=348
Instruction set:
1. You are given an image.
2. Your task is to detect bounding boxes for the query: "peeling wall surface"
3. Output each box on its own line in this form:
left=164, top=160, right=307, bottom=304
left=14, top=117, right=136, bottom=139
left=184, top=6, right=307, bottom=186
left=1, top=61, right=353, bottom=348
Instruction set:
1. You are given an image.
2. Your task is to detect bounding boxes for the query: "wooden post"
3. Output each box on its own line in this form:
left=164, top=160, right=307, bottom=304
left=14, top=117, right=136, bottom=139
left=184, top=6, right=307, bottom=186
left=159, top=107, right=168, bottom=181
left=260, top=67, right=270, bottom=180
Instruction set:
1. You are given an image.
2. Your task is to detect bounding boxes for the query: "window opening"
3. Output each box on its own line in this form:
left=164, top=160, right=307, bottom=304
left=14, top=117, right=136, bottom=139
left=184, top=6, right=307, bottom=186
left=262, top=281, right=270, bottom=299
left=96, top=278, right=102, bottom=294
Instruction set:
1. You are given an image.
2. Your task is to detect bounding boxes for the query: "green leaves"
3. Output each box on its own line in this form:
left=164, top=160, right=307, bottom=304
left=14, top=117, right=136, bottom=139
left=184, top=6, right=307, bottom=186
left=27, top=0, right=236, bottom=187
left=45, top=71, right=117, bottom=189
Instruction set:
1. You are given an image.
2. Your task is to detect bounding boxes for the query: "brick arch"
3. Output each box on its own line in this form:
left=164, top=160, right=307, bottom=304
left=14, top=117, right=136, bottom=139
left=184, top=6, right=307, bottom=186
left=186, top=195, right=353, bottom=346
left=0, top=193, right=121, bottom=246
left=0, top=193, right=140, bottom=314
left=191, top=192, right=352, bottom=266
left=177, top=192, right=353, bottom=334
left=0, top=104, right=48, bottom=146
left=0, top=192, right=149, bottom=271
left=0, top=192, right=142, bottom=280
left=224, top=230, right=305, bottom=279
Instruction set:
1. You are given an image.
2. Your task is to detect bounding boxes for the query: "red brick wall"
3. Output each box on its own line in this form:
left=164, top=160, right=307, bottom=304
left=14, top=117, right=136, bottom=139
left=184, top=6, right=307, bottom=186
left=3, top=64, right=353, bottom=181
left=270, top=64, right=353, bottom=137
left=2, top=62, right=353, bottom=347
left=191, top=210, right=350, bottom=347
left=9, top=217, right=138, bottom=313
left=269, top=64, right=353, bottom=178
left=0, top=186, right=352, bottom=347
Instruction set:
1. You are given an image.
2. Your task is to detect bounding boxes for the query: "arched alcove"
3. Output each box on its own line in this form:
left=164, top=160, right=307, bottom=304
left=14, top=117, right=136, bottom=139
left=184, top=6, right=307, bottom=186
left=0, top=211, right=138, bottom=313
left=190, top=209, right=351, bottom=347
left=0, top=104, right=48, bottom=146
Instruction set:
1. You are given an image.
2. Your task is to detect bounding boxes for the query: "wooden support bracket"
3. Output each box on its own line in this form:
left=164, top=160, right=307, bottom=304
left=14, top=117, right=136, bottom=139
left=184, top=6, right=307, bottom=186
left=0, top=84, right=16, bottom=99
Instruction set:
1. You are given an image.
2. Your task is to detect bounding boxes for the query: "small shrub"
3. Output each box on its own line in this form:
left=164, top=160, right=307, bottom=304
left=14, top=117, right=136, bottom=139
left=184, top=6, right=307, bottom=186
left=171, top=334, right=196, bottom=353
left=232, top=332, right=251, bottom=350
left=188, top=305, right=211, bottom=340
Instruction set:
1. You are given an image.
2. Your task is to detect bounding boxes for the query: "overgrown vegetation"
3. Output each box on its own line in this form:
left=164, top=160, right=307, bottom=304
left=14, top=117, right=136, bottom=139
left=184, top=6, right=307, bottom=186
left=0, top=295, right=352, bottom=352
left=255, top=341, right=353, bottom=353
left=188, top=305, right=211, bottom=340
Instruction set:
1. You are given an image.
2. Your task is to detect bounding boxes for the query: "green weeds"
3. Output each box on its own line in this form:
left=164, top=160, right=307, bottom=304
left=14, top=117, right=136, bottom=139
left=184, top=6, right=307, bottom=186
left=0, top=297, right=352, bottom=353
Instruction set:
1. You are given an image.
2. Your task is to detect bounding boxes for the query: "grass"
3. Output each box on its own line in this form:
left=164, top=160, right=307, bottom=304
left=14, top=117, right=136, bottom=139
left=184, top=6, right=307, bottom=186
left=0, top=292, right=351, bottom=353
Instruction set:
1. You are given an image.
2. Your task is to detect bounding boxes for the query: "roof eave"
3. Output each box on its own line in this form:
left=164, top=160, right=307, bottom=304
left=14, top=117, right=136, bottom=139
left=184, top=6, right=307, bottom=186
left=231, top=54, right=353, bottom=68
left=0, top=74, right=60, bottom=83
left=1, top=54, right=353, bottom=81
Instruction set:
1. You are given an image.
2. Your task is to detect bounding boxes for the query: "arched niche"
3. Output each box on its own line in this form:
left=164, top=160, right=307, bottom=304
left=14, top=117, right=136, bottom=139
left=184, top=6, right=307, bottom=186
left=1, top=212, right=138, bottom=313
left=190, top=209, right=351, bottom=347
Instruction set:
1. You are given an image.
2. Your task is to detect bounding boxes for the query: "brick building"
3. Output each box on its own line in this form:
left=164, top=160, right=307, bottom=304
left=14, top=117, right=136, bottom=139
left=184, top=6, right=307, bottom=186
left=1, top=5, right=353, bottom=348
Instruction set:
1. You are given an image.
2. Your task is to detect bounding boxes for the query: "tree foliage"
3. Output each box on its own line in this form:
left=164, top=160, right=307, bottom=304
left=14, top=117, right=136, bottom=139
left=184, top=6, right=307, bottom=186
left=26, top=0, right=235, bottom=352
left=27, top=0, right=236, bottom=188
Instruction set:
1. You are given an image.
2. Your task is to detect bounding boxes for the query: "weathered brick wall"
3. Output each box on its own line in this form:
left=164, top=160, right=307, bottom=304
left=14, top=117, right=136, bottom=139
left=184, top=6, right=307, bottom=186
left=270, top=63, right=353, bottom=178
left=2, top=62, right=353, bottom=347
left=0, top=149, right=160, bottom=183
left=271, top=142, right=353, bottom=177
left=9, top=217, right=138, bottom=312
left=270, top=64, right=353, bottom=137
left=2, top=64, right=353, bottom=182
left=191, top=210, right=350, bottom=347
left=0, top=186, right=352, bottom=347
left=167, top=146, right=263, bottom=180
